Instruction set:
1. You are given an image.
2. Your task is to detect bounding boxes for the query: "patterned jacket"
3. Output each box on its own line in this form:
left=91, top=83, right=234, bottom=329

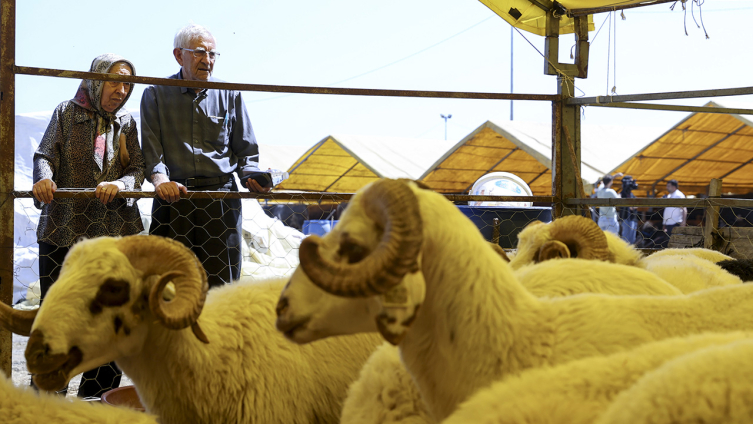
left=33, top=99, right=145, bottom=246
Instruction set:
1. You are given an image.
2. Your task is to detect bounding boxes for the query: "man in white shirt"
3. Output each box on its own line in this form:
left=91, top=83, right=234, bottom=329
left=663, top=179, right=687, bottom=236
left=595, top=174, right=620, bottom=234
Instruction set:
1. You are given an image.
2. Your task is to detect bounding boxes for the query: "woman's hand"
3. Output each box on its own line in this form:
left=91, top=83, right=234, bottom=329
left=96, top=181, right=125, bottom=204
left=32, top=179, right=57, bottom=204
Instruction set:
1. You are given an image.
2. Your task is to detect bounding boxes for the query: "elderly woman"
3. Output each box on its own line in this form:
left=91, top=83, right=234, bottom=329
left=31, top=53, right=145, bottom=398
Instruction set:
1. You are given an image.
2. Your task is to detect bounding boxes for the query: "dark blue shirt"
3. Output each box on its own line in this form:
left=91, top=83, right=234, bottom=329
left=140, top=70, right=261, bottom=181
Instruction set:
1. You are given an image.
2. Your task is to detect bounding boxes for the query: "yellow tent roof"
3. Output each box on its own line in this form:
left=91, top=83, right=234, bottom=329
left=480, top=0, right=674, bottom=37
left=608, top=102, right=753, bottom=197
left=277, top=134, right=456, bottom=192
left=480, top=0, right=598, bottom=36
left=419, top=120, right=663, bottom=195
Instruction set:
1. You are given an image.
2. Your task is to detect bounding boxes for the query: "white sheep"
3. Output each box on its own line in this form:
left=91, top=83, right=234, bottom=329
left=508, top=217, right=642, bottom=269
left=442, top=332, right=753, bottom=424
left=515, top=258, right=681, bottom=297
left=340, top=258, right=681, bottom=424
left=644, top=247, right=733, bottom=263
left=276, top=178, right=753, bottom=422
left=340, top=343, right=433, bottom=424
left=595, top=338, right=753, bottom=424
left=509, top=216, right=742, bottom=294
left=0, top=235, right=382, bottom=424
left=0, top=371, right=158, bottom=424
left=638, top=253, right=743, bottom=293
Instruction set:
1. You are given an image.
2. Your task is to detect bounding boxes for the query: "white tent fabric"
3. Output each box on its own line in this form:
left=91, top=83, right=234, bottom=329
left=495, top=120, right=666, bottom=185
left=326, top=134, right=458, bottom=179
left=279, top=134, right=457, bottom=192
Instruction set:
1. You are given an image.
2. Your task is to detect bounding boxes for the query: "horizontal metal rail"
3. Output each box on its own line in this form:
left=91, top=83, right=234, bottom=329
left=15, top=66, right=558, bottom=101
left=567, top=198, right=753, bottom=208
left=12, top=190, right=555, bottom=203
left=575, top=102, right=753, bottom=115
left=568, top=86, right=753, bottom=105
left=15, top=190, right=752, bottom=207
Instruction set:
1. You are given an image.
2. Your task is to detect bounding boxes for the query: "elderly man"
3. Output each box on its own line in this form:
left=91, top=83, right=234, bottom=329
left=141, top=23, right=268, bottom=288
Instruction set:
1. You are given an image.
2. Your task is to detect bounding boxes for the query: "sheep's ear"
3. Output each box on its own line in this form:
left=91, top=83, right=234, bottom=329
left=537, top=240, right=571, bottom=262
left=375, top=268, right=425, bottom=345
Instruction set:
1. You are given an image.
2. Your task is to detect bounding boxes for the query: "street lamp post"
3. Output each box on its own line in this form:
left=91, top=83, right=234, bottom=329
left=440, top=113, right=452, bottom=140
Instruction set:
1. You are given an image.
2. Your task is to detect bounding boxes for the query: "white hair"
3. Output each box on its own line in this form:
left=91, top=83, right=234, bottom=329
left=173, top=23, right=214, bottom=49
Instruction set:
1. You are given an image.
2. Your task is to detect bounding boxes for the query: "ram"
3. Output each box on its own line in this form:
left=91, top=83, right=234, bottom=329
left=509, top=216, right=743, bottom=294
left=276, top=178, right=753, bottom=422
left=341, top=258, right=681, bottom=424
left=443, top=332, right=752, bottom=424
left=341, top=257, right=681, bottom=424
left=0, top=371, right=158, bottom=424
left=0, top=235, right=382, bottom=424
left=596, top=337, right=753, bottom=424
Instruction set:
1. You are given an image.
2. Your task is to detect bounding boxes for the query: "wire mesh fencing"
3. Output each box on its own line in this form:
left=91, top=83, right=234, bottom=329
left=560, top=197, right=753, bottom=258
left=8, top=189, right=753, bottom=397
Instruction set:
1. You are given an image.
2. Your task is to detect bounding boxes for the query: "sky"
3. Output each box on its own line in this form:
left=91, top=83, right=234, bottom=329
left=13, top=0, right=753, bottom=147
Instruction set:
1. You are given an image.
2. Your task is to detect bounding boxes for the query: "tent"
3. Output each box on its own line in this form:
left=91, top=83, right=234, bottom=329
left=607, top=101, right=753, bottom=197
left=419, top=120, right=663, bottom=195
left=480, top=0, right=595, bottom=36
left=277, top=134, right=456, bottom=192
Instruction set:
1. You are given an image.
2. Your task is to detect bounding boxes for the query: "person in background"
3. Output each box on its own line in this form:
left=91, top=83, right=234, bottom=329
left=32, top=53, right=144, bottom=398
left=663, top=179, right=687, bottom=237
left=618, top=175, right=639, bottom=245
left=140, top=23, right=269, bottom=288
left=595, top=173, right=622, bottom=235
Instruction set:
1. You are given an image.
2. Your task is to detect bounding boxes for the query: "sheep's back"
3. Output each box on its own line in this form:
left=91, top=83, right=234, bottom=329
left=134, top=278, right=383, bottom=424
left=517, top=259, right=681, bottom=298
left=595, top=337, right=753, bottom=424
left=341, top=343, right=433, bottom=424
left=444, top=332, right=753, bottom=424
left=639, top=254, right=742, bottom=293
left=641, top=247, right=733, bottom=264
left=0, top=372, right=158, bottom=424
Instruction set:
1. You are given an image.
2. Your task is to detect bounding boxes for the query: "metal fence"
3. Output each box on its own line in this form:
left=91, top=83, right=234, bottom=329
left=3, top=0, right=753, bottom=401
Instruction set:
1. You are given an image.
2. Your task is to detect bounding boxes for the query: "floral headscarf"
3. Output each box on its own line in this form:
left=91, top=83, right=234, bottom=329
left=71, top=53, right=136, bottom=119
left=70, top=53, right=136, bottom=180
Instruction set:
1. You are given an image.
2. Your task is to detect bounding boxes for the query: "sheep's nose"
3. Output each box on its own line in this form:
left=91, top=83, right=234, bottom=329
left=25, top=329, right=65, bottom=374
left=275, top=296, right=289, bottom=317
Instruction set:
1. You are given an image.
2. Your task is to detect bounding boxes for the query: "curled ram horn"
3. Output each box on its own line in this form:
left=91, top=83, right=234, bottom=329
left=536, top=215, right=610, bottom=263
left=0, top=303, right=37, bottom=337
left=116, top=235, right=209, bottom=343
left=299, top=179, right=423, bottom=297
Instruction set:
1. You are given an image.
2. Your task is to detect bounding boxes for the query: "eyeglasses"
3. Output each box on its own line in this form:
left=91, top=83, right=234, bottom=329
left=181, top=48, right=220, bottom=60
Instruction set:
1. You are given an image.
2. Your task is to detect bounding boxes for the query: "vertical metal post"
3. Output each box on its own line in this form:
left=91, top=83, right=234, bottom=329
left=492, top=217, right=501, bottom=245
left=0, top=0, right=16, bottom=377
left=704, top=178, right=723, bottom=250
left=552, top=77, right=581, bottom=217
left=543, top=12, right=561, bottom=76
left=510, top=26, right=514, bottom=120
left=546, top=12, right=583, bottom=217
left=574, top=16, right=589, bottom=78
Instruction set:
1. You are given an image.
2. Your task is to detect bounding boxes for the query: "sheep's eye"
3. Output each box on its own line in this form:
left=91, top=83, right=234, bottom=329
left=95, top=278, right=131, bottom=307
left=338, top=233, right=369, bottom=264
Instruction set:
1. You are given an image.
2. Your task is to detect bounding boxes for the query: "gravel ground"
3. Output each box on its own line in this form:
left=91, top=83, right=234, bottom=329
left=11, top=334, right=132, bottom=398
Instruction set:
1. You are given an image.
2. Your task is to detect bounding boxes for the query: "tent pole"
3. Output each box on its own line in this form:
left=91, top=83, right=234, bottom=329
left=549, top=13, right=585, bottom=218
left=0, top=0, right=16, bottom=378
